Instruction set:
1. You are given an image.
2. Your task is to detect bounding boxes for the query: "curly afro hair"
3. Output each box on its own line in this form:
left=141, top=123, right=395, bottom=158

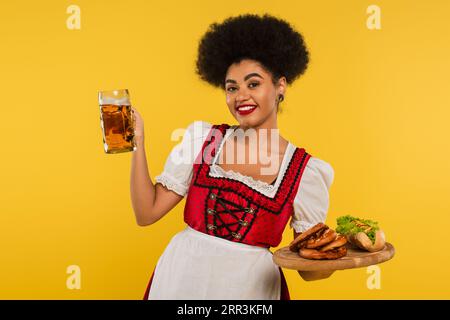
left=195, top=13, right=310, bottom=90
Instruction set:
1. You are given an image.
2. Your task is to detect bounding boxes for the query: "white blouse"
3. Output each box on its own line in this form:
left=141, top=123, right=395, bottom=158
left=155, top=121, right=334, bottom=233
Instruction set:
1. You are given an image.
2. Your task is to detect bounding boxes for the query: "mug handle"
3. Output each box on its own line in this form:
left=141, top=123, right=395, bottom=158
left=130, top=108, right=136, bottom=136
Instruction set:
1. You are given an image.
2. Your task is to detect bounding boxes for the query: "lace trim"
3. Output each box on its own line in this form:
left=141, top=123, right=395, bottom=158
left=208, top=125, right=295, bottom=196
left=209, top=164, right=277, bottom=194
left=208, top=144, right=294, bottom=197
left=155, top=173, right=188, bottom=197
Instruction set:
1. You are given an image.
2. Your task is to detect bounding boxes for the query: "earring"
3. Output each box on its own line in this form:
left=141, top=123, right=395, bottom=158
left=278, top=94, right=284, bottom=102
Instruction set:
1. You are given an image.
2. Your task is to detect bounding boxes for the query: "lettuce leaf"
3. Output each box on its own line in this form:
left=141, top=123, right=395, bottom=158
left=336, top=215, right=380, bottom=244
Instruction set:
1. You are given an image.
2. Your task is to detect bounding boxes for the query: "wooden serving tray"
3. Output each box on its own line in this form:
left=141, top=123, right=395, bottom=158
left=273, top=242, right=395, bottom=271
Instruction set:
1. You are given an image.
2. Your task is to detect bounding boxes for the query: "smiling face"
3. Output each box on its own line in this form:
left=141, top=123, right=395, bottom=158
left=224, top=59, right=286, bottom=130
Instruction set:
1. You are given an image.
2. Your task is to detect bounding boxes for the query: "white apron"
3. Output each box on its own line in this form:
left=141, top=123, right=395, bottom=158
left=147, top=225, right=281, bottom=300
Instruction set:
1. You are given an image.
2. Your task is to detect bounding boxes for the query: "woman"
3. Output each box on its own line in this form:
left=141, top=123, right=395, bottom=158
left=130, top=13, right=334, bottom=300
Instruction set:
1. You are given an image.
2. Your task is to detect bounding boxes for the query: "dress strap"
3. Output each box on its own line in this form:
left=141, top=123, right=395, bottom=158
left=194, top=124, right=231, bottom=165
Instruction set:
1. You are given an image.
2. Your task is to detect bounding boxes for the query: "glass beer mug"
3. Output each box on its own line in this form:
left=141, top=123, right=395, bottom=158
left=98, top=89, right=136, bottom=154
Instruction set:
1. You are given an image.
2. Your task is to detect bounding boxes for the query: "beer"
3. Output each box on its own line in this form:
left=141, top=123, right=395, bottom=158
left=99, top=89, right=136, bottom=154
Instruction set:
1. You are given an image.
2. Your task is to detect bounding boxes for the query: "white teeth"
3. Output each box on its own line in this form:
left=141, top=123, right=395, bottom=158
left=238, top=106, right=256, bottom=111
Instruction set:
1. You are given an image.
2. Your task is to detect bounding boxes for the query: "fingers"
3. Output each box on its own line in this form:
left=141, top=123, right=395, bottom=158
left=131, top=107, right=140, bottom=117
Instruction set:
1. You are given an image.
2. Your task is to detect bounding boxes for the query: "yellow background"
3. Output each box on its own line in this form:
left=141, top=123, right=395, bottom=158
left=1, top=0, right=449, bottom=299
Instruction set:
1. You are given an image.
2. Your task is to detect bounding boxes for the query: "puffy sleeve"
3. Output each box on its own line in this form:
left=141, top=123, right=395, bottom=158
left=289, top=157, right=335, bottom=233
left=154, top=121, right=212, bottom=197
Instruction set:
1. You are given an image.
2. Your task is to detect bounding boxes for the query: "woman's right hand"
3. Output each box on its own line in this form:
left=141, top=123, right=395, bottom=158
left=131, top=107, right=145, bottom=143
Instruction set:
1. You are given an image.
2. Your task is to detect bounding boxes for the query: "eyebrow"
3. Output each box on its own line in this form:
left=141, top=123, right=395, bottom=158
left=225, top=73, right=263, bottom=85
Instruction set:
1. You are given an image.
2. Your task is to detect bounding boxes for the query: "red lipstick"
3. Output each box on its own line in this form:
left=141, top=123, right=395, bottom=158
left=236, top=104, right=257, bottom=116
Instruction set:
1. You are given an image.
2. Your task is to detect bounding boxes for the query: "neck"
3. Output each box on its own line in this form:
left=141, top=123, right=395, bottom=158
left=238, top=107, right=278, bottom=131
left=235, top=112, right=286, bottom=152
left=237, top=109, right=281, bottom=138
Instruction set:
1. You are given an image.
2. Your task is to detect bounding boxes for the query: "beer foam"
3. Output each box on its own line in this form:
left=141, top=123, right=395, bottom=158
left=100, top=96, right=131, bottom=105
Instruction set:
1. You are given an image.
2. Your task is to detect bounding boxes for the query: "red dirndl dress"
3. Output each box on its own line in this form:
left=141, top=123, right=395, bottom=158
left=143, top=123, right=311, bottom=299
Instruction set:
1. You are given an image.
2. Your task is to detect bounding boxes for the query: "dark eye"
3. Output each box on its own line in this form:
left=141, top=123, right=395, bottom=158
left=226, top=82, right=259, bottom=93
